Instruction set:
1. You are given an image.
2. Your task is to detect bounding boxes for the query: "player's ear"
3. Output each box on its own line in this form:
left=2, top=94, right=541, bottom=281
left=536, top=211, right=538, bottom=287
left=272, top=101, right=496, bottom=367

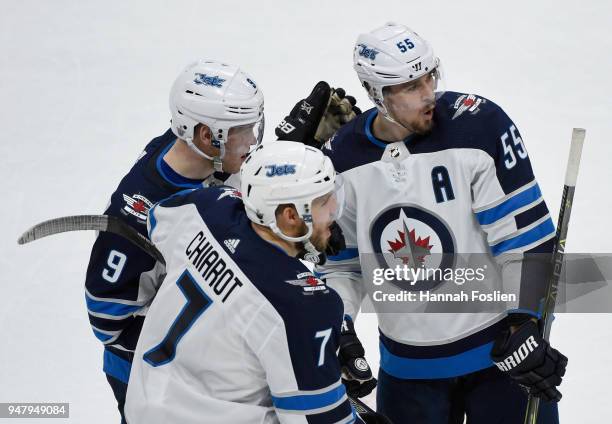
left=275, top=204, right=302, bottom=236
left=196, top=124, right=214, bottom=150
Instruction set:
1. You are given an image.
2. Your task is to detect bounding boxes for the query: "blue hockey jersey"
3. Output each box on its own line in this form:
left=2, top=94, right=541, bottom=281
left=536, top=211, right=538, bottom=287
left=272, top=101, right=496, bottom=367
left=125, top=187, right=357, bottom=424
left=318, top=92, right=555, bottom=379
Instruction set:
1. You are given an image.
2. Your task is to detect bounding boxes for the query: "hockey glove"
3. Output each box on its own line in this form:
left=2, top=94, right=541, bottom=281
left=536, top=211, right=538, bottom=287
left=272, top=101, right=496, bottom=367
left=275, top=81, right=361, bottom=148
left=491, top=320, right=568, bottom=402
left=326, top=222, right=346, bottom=257
left=339, top=317, right=377, bottom=398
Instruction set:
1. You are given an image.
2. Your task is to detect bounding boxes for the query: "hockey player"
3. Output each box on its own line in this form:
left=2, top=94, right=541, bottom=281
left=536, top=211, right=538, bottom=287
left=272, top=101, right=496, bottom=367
left=124, top=141, right=386, bottom=424
left=83, top=59, right=264, bottom=422
left=279, top=23, right=568, bottom=424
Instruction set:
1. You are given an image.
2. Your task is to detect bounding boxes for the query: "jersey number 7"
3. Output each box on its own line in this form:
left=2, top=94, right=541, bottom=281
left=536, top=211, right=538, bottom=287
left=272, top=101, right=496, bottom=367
left=143, top=270, right=213, bottom=367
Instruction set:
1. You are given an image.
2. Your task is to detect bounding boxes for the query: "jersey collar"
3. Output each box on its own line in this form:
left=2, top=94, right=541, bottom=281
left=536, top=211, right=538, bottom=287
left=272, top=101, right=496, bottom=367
left=156, top=140, right=206, bottom=189
left=364, top=109, right=415, bottom=149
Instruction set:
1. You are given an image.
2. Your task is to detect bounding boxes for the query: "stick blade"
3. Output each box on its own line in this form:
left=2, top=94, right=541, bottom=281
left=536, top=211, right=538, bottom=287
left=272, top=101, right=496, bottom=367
left=17, top=215, right=110, bottom=245
left=565, top=128, right=586, bottom=187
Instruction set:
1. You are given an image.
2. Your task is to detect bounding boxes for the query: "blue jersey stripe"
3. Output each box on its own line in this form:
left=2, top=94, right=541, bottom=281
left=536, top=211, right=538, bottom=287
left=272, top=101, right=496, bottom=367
left=92, top=328, right=115, bottom=342
left=103, top=349, right=132, bottom=384
left=476, top=184, right=542, bottom=225
left=328, top=248, right=359, bottom=261
left=380, top=340, right=494, bottom=379
left=490, top=218, right=555, bottom=256
left=271, top=384, right=346, bottom=412
left=85, top=294, right=142, bottom=317
left=148, top=204, right=158, bottom=239
left=156, top=140, right=205, bottom=189
left=364, top=110, right=388, bottom=149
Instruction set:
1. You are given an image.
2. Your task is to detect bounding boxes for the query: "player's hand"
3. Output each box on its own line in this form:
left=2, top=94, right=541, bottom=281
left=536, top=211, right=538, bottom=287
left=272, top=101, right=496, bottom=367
left=275, top=81, right=361, bottom=148
left=339, top=316, right=377, bottom=398
left=491, top=320, right=568, bottom=402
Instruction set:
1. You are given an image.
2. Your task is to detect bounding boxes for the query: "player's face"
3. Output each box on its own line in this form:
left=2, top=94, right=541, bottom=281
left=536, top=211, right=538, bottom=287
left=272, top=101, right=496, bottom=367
left=309, top=191, right=340, bottom=252
left=222, top=123, right=259, bottom=173
left=384, top=70, right=437, bottom=134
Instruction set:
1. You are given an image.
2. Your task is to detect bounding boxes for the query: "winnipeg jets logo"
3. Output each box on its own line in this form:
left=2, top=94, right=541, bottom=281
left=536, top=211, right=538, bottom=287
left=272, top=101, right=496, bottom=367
left=452, top=94, right=485, bottom=120
left=357, top=44, right=379, bottom=60
left=122, top=194, right=153, bottom=222
left=387, top=219, right=433, bottom=267
left=285, top=272, right=329, bottom=295
left=193, top=73, right=226, bottom=88
left=371, top=205, right=456, bottom=290
left=217, top=188, right=242, bottom=201
left=265, top=164, right=296, bottom=177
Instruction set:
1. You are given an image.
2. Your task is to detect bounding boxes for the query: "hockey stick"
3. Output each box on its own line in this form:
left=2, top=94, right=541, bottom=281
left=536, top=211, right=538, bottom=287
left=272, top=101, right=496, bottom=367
left=348, top=395, right=377, bottom=416
left=523, top=128, right=585, bottom=424
left=18, top=214, right=380, bottom=418
left=18, top=215, right=166, bottom=266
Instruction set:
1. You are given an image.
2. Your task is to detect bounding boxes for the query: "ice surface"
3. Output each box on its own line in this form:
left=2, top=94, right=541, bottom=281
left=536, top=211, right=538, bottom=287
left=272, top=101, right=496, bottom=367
left=1, top=1, right=611, bottom=422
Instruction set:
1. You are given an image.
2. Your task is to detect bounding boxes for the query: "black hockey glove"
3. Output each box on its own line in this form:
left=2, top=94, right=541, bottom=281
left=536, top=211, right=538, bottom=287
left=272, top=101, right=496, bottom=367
left=296, top=222, right=346, bottom=265
left=275, top=81, right=361, bottom=148
left=491, top=320, right=568, bottom=402
left=326, top=222, right=346, bottom=257
left=339, top=317, right=377, bottom=398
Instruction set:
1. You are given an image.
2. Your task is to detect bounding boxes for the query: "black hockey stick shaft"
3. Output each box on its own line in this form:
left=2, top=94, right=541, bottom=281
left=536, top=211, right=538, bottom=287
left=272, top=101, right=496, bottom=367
left=18, top=214, right=165, bottom=266
left=348, top=395, right=376, bottom=416
left=19, top=214, right=377, bottom=418
left=524, top=128, right=585, bottom=424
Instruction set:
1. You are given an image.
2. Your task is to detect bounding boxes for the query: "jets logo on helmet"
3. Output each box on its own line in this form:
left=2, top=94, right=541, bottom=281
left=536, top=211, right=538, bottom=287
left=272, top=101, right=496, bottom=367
left=265, top=164, right=296, bottom=177
left=193, top=73, right=226, bottom=87
left=169, top=60, right=265, bottom=172
left=240, top=140, right=344, bottom=263
left=353, top=22, right=444, bottom=120
left=357, top=44, right=379, bottom=60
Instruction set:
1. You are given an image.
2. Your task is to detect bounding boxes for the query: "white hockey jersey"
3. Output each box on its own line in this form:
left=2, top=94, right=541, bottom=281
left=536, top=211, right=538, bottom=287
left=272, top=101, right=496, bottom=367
left=318, top=92, right=555, bottom=379
left=125, top=187, right=356, bottom=424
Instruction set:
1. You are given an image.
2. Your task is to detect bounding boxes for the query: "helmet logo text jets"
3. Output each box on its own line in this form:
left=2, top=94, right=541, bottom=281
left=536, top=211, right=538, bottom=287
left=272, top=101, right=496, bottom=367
left=193, top=73, right=226, bottom=88
left=265, top=164, right=296, bottom=177
left=357, top=44, right=379, bottom=60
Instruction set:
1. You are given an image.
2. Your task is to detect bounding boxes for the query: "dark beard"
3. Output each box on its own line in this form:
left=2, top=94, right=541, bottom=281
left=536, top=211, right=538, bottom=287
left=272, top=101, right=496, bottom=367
left=410, top=115, right=435, bottom=135
left=309, top=232, right=329, bottom=253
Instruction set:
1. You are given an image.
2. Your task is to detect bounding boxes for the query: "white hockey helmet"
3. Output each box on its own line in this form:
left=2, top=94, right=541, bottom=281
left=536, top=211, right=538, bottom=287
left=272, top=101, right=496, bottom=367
left=169, top=60, right=265, bottom=171
left=240, top=140, right=343, bottom=249
left=353, top=22, right=442, bottom=119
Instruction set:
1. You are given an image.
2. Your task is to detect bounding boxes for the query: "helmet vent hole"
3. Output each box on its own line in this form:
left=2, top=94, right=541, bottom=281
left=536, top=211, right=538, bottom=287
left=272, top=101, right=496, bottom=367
left=254, top=166, right=262, bottom=176
left=247, top=184, right=253, bottom=197
left=185, top=90, right=203, bottom=97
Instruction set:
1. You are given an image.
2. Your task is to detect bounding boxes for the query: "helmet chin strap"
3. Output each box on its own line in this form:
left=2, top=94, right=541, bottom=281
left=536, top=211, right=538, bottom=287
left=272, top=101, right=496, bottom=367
left=185, top=137, right=226, bottom=172
left=375, top=98, right=417, bottom=135
left=269, top=221, right=327, bottom=265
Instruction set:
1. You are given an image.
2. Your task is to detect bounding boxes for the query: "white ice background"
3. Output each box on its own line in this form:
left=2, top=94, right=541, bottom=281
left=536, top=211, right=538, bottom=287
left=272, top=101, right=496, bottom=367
left=1, top=1, right=611, bottom=422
